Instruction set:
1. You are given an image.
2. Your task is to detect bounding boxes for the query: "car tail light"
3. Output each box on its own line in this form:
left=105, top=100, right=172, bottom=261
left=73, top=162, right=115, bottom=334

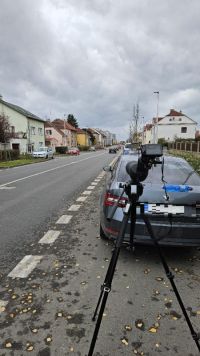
left=104, top=192, right=128, bottom=208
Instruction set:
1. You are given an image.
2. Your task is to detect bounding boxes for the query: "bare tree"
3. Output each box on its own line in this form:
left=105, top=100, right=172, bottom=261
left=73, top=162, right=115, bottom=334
left=0, top=113, right=11, bottom=143
left=129, top=103, right=140, bottom=142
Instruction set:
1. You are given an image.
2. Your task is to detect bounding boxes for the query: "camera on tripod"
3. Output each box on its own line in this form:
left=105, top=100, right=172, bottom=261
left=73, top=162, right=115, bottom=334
left=126, top=144, right=163, bottom=184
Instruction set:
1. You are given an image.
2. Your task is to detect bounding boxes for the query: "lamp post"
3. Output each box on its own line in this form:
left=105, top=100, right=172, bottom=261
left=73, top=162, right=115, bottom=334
left=153, top=91, right=159, bottom=143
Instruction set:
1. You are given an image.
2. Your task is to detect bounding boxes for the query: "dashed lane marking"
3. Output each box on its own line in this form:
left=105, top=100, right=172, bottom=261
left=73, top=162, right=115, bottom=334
left=8, top=255, right=43, bottom=279
left=68, top=204, right=81, bottom=211
left=76, top=196, right=88, bottom=202
left=0, top=186, right=16, bottom=190
left=87, top=185, right=95, bottom=190
left=39, top=230, right=61, bottom=244
left=56, top=215, right=72, bottom=224
left=91, top=182, right=97, bottom=186
left=0, top=300, right=8, bottom=313
left=82, top=190, right=92, bottom=195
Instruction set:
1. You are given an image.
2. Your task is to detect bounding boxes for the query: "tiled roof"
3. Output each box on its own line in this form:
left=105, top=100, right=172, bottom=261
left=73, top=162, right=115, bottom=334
left=0, top=98, right=44, bottom=122
left=76, top=128, right=86, bottom=134
left=52, top=119, right=77, bottom=131
left=166, top=109, right=184, bottom=117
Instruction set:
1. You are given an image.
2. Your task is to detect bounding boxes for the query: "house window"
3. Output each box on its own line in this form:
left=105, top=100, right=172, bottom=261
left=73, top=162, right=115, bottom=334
left=31, top=126, right=36, bottom=135
left=181, top=127, right=187, bottom=133
left=39, top=142, right=43, bottom=146
left=169, top=118, right=172, bottom=121
left=46, top=129, right=52, bottom=135
left=11, top=126, right=15, bottom=133
left=38, top=128, right=43, bottom=135
left=179, top=118, right=182, bottom=121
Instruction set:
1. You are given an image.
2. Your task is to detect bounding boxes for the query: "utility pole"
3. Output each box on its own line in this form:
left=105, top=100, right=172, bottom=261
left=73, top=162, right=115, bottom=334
left=153, top=91, right=159, bottom=143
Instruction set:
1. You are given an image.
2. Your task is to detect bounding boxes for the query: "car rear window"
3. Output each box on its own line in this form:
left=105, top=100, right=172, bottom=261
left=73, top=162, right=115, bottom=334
left=117, top=157, right=200, bottom=185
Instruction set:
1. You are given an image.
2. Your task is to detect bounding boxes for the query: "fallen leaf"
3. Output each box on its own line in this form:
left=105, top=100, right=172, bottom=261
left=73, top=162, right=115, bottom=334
left=121, top=337, right=128, bottom=346
left=149, top=327, right=157, bottom=333
left=125, top=325, right=132, bottom=331
left=135, top=319, right=145, bottom=331
left=5, top=342, right=12, bottom=348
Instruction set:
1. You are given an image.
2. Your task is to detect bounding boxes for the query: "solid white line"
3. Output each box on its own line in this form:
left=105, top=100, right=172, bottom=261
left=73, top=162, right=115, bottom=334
left=8, top=255, right=43, bottom=278
left=68, top=204, right=81, bottom=211
left=0, top=300, right=8, bottom=313
left=56, top=215, right=72, bottom=224
left=82, top=190, right=92, bottom=195
left=76, top=196, right=88, bottom=202
left=0, top=153, right=106, bottom=188
left=39, top=230, right=61, bottom=244
left=87, top=185, right=95, bottom=190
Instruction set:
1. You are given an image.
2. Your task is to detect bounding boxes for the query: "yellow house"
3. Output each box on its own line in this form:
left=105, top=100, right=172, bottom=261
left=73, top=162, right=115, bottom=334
left=76, top=128, right=90, bottom=147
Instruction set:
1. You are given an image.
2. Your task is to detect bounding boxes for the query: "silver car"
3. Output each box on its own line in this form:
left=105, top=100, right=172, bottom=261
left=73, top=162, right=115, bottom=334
left=32, top=147, right=54, bottom=159
left=100, top=153, right=200, bottom=246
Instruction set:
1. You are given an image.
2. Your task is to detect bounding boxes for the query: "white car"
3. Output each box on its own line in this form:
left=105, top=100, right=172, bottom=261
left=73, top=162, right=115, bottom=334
left=32, top=147, right=54, bottom=159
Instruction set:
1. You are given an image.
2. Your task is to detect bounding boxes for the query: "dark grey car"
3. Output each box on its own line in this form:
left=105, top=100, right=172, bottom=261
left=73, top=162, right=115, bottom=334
left=100, top=153, right=200, bottom=246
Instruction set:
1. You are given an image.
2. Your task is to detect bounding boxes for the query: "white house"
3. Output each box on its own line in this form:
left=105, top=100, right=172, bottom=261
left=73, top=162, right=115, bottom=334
left=0, top=97, right=45, bottom=153
left=150, top=109, right=197, bottom=143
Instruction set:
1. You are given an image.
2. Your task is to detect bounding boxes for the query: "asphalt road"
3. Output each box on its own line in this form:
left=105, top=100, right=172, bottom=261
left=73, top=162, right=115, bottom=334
left=0, top=151, right=114, bottom=273
left=0, top=151, right=200, bottom=356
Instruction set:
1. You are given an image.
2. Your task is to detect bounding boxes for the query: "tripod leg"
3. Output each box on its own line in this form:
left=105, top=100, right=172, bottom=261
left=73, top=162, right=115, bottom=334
left=89, top=205, right=131, bottom=356
left=142, top=213, right=200, bottom=352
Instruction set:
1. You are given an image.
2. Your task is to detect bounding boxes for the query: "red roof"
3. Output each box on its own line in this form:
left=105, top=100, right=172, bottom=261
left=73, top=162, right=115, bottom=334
left=166, top=109, right=184, bottom=117
left=76, top=128, right=85, bottom=134
left=52, top=119, right=77, bottom=131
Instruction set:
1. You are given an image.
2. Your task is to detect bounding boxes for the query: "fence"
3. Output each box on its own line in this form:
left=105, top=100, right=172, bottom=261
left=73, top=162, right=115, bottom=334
left=168, top=141, right=200, bottom=153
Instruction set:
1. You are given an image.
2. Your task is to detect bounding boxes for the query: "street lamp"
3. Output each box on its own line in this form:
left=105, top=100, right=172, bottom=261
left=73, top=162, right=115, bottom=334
left=153, top=91, right=159, bottom=143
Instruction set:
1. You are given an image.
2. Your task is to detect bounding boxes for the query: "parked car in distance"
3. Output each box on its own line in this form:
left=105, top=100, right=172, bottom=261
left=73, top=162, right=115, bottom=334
left=68, top=147, right=80, bottom=155
left=89, top=146, right=96, bottom=151
left=109, top=147, right=117, bottom=154
left=100, top=153, right=200, bottom=246
left=32, top=147, right=54, bottom=159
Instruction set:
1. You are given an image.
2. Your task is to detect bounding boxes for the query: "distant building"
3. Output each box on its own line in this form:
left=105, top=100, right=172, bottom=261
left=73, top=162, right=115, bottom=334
left=0, top=97, right=45, bottom=153
left=76, top=128, right=90, bottom=147
left=52, top=119, right=77, bottom=147
left=144, top=109, right=197, bottom=143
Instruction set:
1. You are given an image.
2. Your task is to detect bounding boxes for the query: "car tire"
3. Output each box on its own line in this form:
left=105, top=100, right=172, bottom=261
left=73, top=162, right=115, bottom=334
left=100, top=224, right=108, bottom=240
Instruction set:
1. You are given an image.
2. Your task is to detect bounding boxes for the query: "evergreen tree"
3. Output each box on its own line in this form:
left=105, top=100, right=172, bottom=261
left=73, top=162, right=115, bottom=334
left=67, top=114, right=79, bottom=128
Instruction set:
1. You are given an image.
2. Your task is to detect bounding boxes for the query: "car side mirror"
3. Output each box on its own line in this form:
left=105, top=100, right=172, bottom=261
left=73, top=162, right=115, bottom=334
left=103, top=165, right=113, bottom=172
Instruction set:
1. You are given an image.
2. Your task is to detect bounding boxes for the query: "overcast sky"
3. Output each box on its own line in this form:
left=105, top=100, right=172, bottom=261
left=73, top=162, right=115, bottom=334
left=1, top=0, right=200, bottom=139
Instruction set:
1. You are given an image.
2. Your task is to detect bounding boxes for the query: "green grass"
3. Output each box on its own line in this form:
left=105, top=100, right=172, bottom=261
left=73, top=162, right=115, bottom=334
left=0, top=158, right=46, bottom=168
left=169, top=150, right=200, bottom=174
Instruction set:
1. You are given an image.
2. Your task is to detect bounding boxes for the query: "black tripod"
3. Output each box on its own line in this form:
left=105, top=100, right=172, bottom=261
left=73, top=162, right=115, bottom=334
left=88, top=181, right=200, bottom=356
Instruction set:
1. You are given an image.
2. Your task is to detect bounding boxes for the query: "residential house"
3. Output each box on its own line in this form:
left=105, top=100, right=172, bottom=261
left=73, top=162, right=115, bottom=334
left=45, top=121, right=66, bottom=149
left=52, top=119, right=77, bottom=147
left=76, top=128, right=90, bottom=147
left=153, top=109, right=197, bottom=142
left=0, top=97, right=45, bottom=153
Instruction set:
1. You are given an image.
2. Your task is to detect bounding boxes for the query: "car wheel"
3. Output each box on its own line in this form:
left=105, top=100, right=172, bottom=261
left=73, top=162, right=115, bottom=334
left=100, top=224, right=108, bottom=240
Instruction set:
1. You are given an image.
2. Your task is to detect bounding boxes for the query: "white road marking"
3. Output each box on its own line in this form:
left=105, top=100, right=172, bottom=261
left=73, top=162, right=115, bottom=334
left=0, top=153, right=106, bottom=188
left=68, top=204, right=81, bottom=211
left=82, top=190, right=92, bottom=195
left=91, top=182, right=97, bottom=185
left=0, top=186, right=16, bottom=190
left=56, top=215, right=72, bottom=224
left=0, top=300, right=8, bottom=313
left=76, top=196, right=88, bottom=202
left=39, top=230, right=61, bottom=244
left=87, top=185, right=95, bottom=190
left=8, top=255, right=43, bottom=279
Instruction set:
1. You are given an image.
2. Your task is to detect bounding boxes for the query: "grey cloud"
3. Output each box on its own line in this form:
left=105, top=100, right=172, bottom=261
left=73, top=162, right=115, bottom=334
left=0, top=0, right=200, bottom=139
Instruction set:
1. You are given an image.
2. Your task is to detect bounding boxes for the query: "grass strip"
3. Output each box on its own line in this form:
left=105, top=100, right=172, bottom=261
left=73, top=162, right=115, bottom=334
left=168, top=150, right=200, bottom=173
